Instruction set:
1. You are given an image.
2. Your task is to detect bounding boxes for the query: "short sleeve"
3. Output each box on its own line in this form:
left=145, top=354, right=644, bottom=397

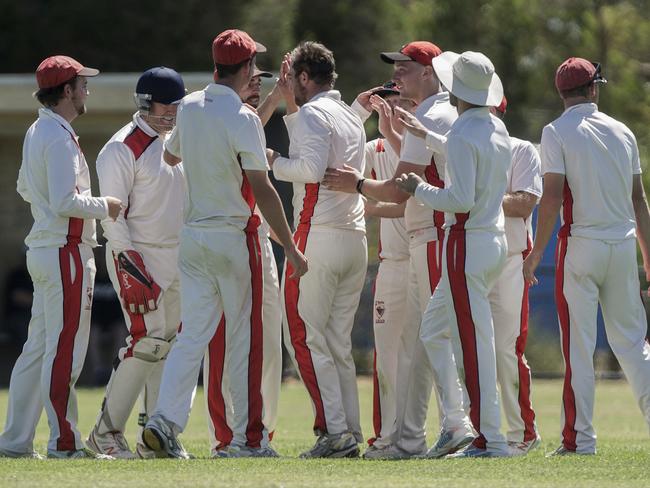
left=540, top=124, right=565, bottom=175
left=235, top=113, right=269, bottom=171
left=400, top=131, right=433, bottom=166
left=511, top=141, right=543, bottom=197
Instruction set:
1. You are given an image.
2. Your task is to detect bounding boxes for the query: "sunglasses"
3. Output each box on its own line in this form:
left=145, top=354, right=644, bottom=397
left=592, top=62, right=607, bottom=84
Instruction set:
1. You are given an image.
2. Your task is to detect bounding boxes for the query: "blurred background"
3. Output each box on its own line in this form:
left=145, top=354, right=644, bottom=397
left=0, top=0, right=649, bottom=384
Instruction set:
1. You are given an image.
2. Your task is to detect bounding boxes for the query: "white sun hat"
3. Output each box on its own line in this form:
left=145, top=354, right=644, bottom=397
left=431, top=51, right=503, bottom=106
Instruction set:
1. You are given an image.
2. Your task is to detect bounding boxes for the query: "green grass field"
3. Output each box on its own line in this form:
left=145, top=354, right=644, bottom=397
left=0, top=379, right=648, bottom=487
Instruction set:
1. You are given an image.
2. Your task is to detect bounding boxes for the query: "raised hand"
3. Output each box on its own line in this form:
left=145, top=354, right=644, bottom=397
left=394, top=106, right=427, bottom=139
left=395, top=172, right=424, bottom=195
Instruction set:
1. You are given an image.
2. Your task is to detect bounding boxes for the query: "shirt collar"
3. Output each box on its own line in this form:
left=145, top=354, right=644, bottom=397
left=563, top=102, right=598, bottom=115
left=308, top=90, right=341, bottom=103
left=133, top=113, right=159, bottom=137
left=457, top=106, right=491, bottom=121
left=205, top=83, right=243, bottom=103
left=39, top=107, right=77, bottom=137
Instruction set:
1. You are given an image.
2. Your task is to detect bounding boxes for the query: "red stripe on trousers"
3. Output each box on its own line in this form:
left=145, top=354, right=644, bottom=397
left=245, top=223, right=264, bottom=448
left=207, top=315, right=233, bottom=448
left=517, top=238, right=536, bottom=441
left=447, top=214, right=487, bottom=448
left=285, top=183, right=327, bottom=433
left=556, top=235, right=577, bottom=451
left=51, top=244, right=83, bottom=451
left=112, top=256, right=147, bottom=359
left=369, top=349, right=381, bottom=445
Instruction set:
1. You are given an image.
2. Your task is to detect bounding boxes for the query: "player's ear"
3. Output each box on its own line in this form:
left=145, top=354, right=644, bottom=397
left=298, top=71, right=309, bottom=87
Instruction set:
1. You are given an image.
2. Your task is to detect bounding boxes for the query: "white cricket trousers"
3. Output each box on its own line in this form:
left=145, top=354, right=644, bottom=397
left=0, top=243, right=95, bottom=454
left=95, top=244, right=181, bottom=437
left=369, top=258, right=408, bottom=448
left=420, top=228, right=509, bottom=454
left=555, top=235, right=650, bottom=453
left=488, top=250, right=538, bottom=444
left=283, top=228, right=367, bottom=441
left=204, top=235, right=282, bottom=449
left=392, top=235, right=471, bottom=454
left=153, top=223, right=267, bottom=448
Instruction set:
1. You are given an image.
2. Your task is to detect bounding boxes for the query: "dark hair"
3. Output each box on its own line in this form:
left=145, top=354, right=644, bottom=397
left=215, top=58, right=253, bottom=79
left=290, top=41, right=338, bottom=87
left=34, top=76, right=79, bottom=107
left=560, top=82, right=592, bottom=99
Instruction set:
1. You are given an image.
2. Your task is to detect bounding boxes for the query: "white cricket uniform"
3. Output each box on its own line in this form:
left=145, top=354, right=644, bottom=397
left=540, top=102, right=650, bottom=453
left=390, top=92, right=471, bottom=455
left=488, top=137, right=542, bottom=444
left=273, top=90, right=367, bottom=441
left=416, top=106, right=511, bottom=455
left=362, top=138, right=410, bottom=448
left=93, top=114, right=185, bottom=439
left=153, top=83, right=270, bottom=449
left=204, top=214, right=282, bottom=451
left=0, top=108, right=108, bottom=455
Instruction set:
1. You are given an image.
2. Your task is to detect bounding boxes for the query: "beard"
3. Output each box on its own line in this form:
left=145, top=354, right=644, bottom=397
left=72, top=95, right=86, bottom=116
left=244, top=95, right=260, bottom=108
left=294, top=84, right=308, bottom=106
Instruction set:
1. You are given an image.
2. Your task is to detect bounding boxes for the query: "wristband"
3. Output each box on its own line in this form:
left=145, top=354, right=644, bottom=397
left=356, top=178, right=365, bottom=194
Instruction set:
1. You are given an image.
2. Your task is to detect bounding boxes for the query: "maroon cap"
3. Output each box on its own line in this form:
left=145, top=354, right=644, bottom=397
left=212, top=29, right=267, bottom=66
left=555, top=57, right=606, bottom=92
left=36, top=55, right=99, bottom=89
left=495, top=95, right=507, bottom=114
left=252, top=67, right=273, bottom=78
left=381, top=41, right=442, bottom=66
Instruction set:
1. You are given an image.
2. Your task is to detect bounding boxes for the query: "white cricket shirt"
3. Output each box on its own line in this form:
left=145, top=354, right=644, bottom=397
left=415, top=107, right=511, bottom=234
left=273, top=90, right=366, bottom=233
left=17, top=108, right=108, bottom=249
left=97, top=114, right=185, bottom=251
left=165, top=84, right=269, bottom=230
left=505, top=137, right=542, bottom=254
left=540, top=103, right=640, bottom=240
left=400, top=91, right=457, bottom=238
left=365, top=138, right=409, bottom=261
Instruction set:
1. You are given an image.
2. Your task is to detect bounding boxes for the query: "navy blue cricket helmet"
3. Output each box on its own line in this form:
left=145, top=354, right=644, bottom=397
left=134, top=66, right=185, bottom=111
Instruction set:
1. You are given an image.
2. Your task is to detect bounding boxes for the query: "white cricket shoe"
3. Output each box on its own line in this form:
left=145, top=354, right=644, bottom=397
left=546, top=445, right=596, bottom=457
left=508, top=435, right=542, bottom=457
left=299, top=432, right=359, bottom=459
left=135, top=442, right=159, bottom=459
left=362, top=443, right=416, bottom=460
left=211, top=445, right=280, bottom=458
left=424, top=428, right=475, bottom=459
left=142, top=414, right=191, bottom=459
left=86, top=427, right=136, bottom=459
left=0, top=447, right=45, bottom=459
left=445, top=444, right=510, bottom=459
left=47, top=447, right=114, bottom=459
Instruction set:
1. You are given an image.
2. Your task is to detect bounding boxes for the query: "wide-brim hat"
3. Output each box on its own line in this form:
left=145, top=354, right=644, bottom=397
left=432, top=51, right=503, bottom=107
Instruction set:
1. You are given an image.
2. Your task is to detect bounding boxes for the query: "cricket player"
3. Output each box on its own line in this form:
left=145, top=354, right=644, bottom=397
left=204, top=66, right=285, bottom=454
left=0, top=55, right=121, bottom=459
left=87, top=67, right=187, bottom=459
left=270, top=41, right=367, bottom=458
left=143, top=29, right=307, bottom=459
left=350, top=82, right=411, bottom=451
left=396, top=50, right=512, bottom=458
left=399, top=96, right=543, bottom=454
left=323, top=42, right=473, bottom=460
left=523, top=57, right=650, bottom=455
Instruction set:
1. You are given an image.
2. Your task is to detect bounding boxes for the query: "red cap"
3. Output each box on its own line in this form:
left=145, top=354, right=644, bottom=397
left=35, top=55, right=99, bottom=89
left=212, top=29, right=267, bottom=66
left=555, top=57, right=606, bottom=91
left=381, top=41, right=442, bottom=66
left=496, top=95, right=507, bottom=114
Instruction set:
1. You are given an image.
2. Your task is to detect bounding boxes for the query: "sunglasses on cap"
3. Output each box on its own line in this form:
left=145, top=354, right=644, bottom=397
left=592, top=62, right=607, bottom=84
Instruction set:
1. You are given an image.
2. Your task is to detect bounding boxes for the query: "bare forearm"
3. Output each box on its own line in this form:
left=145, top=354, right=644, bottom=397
left=634, top=195, right=650, bottom=267
left=502, top=192, right=537, bottom=219
left=367, top=201, right=405, bottom=218
left=252, top=183, right=295, bottom=249
left=530, top=195, right=562, bottom=257
left=257, top=92, right=282, bottom=126
left=361, top=178, right=410, bottom=204
left=384, top=130, right=402, bottom=155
